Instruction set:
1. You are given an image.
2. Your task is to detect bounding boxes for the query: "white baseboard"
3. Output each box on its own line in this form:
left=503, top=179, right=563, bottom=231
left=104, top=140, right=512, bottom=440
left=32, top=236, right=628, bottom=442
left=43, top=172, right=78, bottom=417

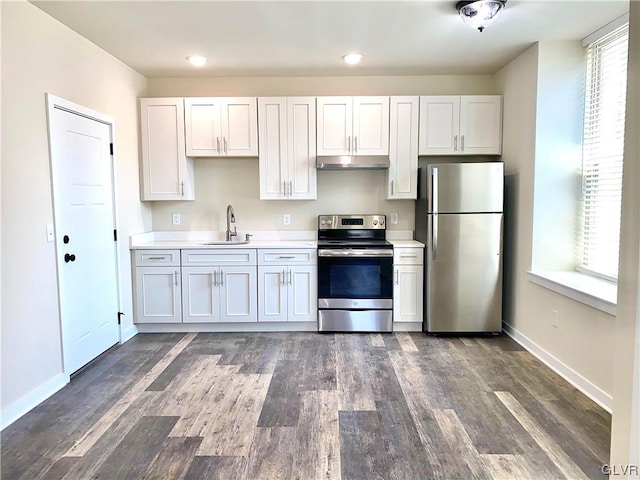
left=393, top=322, right=422, bottom=332
left=120, top=324, right=138, bottom=343
left=1, top=373, right=69, bottom=430
left=136, top=322, right=318, bottom=333
left=503, top=322, right=613, bottom=413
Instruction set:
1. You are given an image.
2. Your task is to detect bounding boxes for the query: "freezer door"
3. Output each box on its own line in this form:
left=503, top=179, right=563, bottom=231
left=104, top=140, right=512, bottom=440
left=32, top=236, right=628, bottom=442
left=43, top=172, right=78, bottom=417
left=427, top=162, right=503, bottom=214
left=426, top=213, right=503, bottom=333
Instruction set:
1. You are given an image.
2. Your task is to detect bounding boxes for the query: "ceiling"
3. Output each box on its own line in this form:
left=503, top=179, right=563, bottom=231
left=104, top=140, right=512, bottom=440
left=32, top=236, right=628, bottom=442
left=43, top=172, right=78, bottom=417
left=31, top=1, right=629, bottom=78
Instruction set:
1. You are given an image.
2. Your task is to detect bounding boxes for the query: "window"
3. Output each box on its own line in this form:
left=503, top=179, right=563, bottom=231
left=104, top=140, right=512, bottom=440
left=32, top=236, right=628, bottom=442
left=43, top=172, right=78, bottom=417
left=577, top=22, right=629, bottom=281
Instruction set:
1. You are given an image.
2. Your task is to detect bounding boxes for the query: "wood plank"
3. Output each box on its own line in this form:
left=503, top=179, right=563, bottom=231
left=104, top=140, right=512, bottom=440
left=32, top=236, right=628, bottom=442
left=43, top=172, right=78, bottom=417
left=183, top=456, right=247, bottom=480
left=339, top=410, right=391, bottom=480
left=91, top=415, right=180, bottom=480
left=495, top=391, right=590, bottom=480
left=336, top=335, right=376, bottom=410
left=395, top=333, right=419, bottom=352
left=369, top=334, right=385, bottom=347
left=243, top=427, right=296, bottom=479
left=481, top=454, right=534, bottom=480
left=37, top=456, right=80, bottom=480
left=142, top=436, right=202, bottom=480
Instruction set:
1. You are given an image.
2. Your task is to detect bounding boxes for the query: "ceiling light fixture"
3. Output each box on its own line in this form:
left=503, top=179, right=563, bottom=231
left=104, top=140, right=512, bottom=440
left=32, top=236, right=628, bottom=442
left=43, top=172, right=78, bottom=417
left=343, top=53, right=363, bottom=65
left=187, top=55, right=207, bottom=67
left=456, top=0, right=506, bottom=33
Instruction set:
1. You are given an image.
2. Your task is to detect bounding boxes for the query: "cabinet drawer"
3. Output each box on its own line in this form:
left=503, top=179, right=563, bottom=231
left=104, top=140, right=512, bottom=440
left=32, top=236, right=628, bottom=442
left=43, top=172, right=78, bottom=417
left=393, top=247, right=424, bottom=265
left=258, top=249, right=317, bottom=265
left=181, top=249, right=257, bottom=266
left=135, top=250, right=181, bottom=266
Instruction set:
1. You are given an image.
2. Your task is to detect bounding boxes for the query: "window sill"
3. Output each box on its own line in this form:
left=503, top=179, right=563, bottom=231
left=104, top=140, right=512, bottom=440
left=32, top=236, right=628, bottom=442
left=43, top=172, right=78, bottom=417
left=527, top=270, right=617, bottom=315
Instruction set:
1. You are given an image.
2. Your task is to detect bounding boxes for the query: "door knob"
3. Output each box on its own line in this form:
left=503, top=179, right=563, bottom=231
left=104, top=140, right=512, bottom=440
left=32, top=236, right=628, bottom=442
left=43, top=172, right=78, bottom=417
left=64, top=253, right=76, bottom=263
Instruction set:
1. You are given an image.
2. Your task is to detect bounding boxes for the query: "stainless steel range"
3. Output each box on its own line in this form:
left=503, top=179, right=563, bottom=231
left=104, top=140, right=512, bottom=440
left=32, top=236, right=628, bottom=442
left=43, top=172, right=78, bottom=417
left=317, top=215, right=393, bottom=333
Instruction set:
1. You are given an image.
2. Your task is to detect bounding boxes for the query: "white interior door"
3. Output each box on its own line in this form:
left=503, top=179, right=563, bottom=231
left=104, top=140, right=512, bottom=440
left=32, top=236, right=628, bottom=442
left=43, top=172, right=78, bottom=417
left=48, top=97, right=120, bottom=375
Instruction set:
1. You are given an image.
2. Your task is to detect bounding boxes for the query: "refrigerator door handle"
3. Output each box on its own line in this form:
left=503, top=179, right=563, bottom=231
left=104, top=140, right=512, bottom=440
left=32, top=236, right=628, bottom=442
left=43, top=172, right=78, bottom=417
left=432, top=167, right=438, bottom=260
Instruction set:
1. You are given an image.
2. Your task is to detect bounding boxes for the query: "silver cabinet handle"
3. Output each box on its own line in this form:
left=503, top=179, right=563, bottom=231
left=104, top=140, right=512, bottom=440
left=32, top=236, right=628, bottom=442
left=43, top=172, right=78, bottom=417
left=281, top=269, right=286, bottom=285
left=461, top=135, right=465, bottom=151
left=147, top=256, right=166, bottom=260
left=454, top=135, right=458, bottom=152
left=224, top=137, right=228, bottom=154
left=288, top=270, right=292, bottom=285
left=216, top=137, right=221, bottom=154
left=354, top=136, right=358, bottom=154
left=212, top=271, right=216, bottom=287
left=395, top=269, right=399, bottom=285
left=180, top=181, right=185, bottom=197
left=289, top=181, right=292, bottom=197
left=400, top=254, right=417, bottom=258
left=219, top=269, right=224, bottom=286
left=391, top=180, right=394, bottom=196
left=174, top=271, right=178, bottom=286
left=348, top=135, right=351, bottom=153
left=278, top=256, right=296, bottom=259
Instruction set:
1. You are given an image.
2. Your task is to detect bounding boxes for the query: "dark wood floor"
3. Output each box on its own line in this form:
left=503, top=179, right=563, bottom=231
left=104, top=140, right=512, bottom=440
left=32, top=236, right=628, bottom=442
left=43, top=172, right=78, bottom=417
left=1, top=332, right=611, bottom=479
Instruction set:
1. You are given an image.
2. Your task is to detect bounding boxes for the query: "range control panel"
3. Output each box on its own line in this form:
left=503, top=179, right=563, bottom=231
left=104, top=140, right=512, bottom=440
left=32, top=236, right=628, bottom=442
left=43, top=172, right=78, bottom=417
left=318, top=215, right=386, bottom=230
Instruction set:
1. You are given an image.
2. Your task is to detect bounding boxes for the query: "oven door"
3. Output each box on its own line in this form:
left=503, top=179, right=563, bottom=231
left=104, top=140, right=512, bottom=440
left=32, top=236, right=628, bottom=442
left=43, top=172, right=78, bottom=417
left=317, top=248, right=393, bottom=309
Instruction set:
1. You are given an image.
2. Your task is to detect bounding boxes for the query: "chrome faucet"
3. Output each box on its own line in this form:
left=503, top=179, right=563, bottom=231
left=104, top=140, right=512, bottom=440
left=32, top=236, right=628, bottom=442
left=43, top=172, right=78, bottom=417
left=226, top=204, right=237, bottom=241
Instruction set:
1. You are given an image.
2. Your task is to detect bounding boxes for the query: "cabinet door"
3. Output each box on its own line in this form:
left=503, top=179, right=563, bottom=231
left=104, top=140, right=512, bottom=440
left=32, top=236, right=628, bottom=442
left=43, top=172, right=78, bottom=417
left=387, top=96, right=419, bottom=200
left=135, top=266, right=182, bottom=323
left=257, top=266, right=288, bottom=322
left=221, top=97, right=258, bottom=157
left=287, top=97, right=317, bottom=199
left=316, top=97, right=352, bottom=155
left=418, top=96, right=460, bottom=155
left=184, top=97, right=222, bottom=157
left=288, top=266, right=317, bottom=323
left=140, top=98, right=194, bottom=200
left=393, top=265, right=423, bottom=323
left=182, top=267, right=219, bottom=323
left=459, top=96, right=502, bottom=155
left=219, top=266, right=257, bottom=322
left=352, top=96, right=389, bottom=156
left=258, top=97, right=287, bottom=199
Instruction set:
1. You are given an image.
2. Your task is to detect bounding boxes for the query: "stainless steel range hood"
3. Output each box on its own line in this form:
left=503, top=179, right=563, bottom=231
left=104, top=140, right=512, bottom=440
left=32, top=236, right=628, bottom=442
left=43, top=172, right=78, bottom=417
left=316, top=155, right=390, bottom=170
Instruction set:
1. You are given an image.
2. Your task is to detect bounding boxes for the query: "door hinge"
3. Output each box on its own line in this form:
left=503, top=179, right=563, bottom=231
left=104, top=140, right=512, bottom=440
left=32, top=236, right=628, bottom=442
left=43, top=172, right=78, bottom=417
left=113, top=229, right=117, bottom=241
left=110, top=143, right=114, bottom=155
left=117, top=312, right=124, bottom=325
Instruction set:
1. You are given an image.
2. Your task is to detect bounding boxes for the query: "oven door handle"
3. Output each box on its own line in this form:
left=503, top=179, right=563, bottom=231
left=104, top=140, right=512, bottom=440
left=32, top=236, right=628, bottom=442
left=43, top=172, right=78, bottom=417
left=318, top=249, right=394, bottom=257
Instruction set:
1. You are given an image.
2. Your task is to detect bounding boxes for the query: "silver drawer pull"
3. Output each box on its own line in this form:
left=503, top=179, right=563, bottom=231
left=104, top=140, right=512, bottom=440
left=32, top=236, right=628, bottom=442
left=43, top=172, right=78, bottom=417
left=277, top=256, right=296, bottom=259
left=400, top=255, right=417, bottom=258
left=147, top=256, right=166, bottom=260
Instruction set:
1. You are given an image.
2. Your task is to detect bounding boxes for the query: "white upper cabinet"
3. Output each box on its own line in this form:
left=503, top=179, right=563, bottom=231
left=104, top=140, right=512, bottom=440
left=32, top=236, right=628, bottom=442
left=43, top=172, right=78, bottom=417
left=419, top=95, right=502, bottom=155
left=139, top=98, right=194, bottom=201
left=184, top=97, right=258, bottom=157
left=387, top=96, right=419, bottom=200
left=317, top=96, right=389, bottom=156
left=258, top=97, right=317, bottom=200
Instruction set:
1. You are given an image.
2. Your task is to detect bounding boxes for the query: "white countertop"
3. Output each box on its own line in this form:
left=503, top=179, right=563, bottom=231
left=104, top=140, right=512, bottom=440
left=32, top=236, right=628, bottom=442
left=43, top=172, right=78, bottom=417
left=130, top=230, right=423, bottom=250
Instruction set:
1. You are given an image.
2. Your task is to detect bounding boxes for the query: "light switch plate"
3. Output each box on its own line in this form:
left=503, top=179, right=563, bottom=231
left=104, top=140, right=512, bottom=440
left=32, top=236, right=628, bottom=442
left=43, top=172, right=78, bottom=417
left=46, top=223, right=54, bottom=242
left=283, top=214, right=291, bottom=226
left=390, top=213, right=399, bottom=224
left=172, top=213, right=181, bottom=225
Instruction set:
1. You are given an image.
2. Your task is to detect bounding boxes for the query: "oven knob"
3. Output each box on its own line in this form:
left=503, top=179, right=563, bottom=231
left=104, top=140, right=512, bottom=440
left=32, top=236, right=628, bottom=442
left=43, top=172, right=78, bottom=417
left=373, top=219, right=378, bottom=226
left=380, top=218, right=385, bottom=225
left=321, top=220, right=326, bottom=225
left=327, top=220, right=332, bottom=225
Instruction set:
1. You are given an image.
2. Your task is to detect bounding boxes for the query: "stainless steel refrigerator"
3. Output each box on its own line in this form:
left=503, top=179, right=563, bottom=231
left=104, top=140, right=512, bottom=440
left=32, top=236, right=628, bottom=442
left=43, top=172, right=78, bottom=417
left=415, top=162, right=503, bottom=333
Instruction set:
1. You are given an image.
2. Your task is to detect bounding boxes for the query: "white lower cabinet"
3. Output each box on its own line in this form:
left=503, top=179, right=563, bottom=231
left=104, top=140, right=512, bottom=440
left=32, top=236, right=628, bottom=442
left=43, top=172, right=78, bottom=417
left=257, top=249, right=317, bottom=323
left=134, top=250, right=182, bottom=323
left=182, top=266, right=257, bottom=323
left=393, top=247, right=424, bottom=324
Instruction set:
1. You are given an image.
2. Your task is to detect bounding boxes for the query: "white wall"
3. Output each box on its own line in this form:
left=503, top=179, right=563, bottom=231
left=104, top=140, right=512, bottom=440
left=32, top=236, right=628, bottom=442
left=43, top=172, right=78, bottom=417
left=496, top=43, right=616, bottom=404
left=0, top=2, right=149, bottom=419
left=146, top=75, right=497, bottom=232
left=610, top=1, right=640, bottom=473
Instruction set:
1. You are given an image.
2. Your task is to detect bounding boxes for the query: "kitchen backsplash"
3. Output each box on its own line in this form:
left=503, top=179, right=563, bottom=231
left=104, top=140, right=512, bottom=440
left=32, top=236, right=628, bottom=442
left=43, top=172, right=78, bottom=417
left=150, top=158, right=415, bottom=232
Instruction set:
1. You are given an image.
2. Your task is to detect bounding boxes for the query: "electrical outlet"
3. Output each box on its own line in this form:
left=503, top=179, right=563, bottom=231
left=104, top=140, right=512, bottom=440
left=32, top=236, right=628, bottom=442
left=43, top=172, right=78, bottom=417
left=552, top=309, right=559, bottom=328
left=390, top=212, right=399, bottom=224
left=283, top=214, right=291, bottom=226
left=172, top=213, right=181, bottom=226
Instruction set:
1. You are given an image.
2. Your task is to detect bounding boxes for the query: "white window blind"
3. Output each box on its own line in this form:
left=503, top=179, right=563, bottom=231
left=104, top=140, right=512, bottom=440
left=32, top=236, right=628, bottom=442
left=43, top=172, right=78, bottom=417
left=577, top=23, right=628, bottom=280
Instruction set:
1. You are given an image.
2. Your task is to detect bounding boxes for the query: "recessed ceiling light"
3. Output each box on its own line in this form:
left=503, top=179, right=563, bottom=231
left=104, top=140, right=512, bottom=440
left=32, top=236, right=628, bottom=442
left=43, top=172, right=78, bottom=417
left=343, top=53, right=363, bottom=65
left=187, top=55, right=207, bottom=67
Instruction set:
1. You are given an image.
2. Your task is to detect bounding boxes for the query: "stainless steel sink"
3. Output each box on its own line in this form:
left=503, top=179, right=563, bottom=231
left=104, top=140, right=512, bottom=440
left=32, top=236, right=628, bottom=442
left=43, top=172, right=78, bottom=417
left=200, top=239, right=250, bottom=246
